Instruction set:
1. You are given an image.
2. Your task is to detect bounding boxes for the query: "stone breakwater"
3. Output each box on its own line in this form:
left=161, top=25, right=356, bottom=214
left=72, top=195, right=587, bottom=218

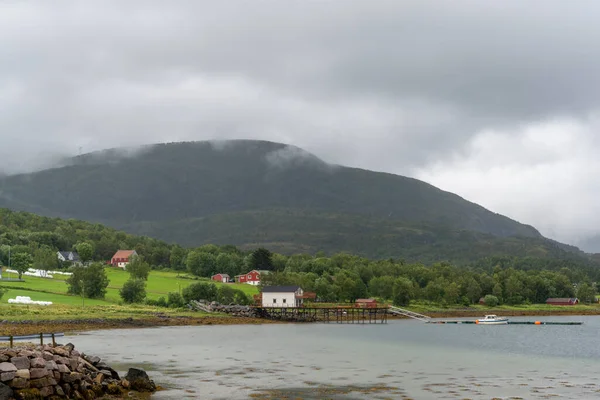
left=0, top=343, right=156, bottom=399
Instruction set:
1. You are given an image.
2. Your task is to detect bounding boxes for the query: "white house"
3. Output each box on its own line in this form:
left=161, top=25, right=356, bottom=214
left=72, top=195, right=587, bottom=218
left=57, top=251, right=81, bottom=264
left=261, top=286, right=304, bottom=308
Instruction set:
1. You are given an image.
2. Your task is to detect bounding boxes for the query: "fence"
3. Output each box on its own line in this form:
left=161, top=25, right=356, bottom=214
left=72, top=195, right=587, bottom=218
left=0, top=332, right=65, bottom=348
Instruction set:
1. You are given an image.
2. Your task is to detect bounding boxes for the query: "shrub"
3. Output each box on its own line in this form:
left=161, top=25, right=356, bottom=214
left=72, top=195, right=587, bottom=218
left=120, top=279, right=147, bottom=304
left=182, top=282, right=218, bottom=303
left=167, top=292, right=185, bottom=308
left=483, top=294, right=499, bottom=307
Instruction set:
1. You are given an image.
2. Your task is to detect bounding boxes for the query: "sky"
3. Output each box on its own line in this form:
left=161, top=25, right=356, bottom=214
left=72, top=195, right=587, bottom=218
left=1, top=1, right=600, bottom=249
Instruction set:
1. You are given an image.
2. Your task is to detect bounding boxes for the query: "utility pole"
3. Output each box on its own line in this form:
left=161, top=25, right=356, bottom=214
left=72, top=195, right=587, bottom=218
left=80, top=280, right=85, bottom=308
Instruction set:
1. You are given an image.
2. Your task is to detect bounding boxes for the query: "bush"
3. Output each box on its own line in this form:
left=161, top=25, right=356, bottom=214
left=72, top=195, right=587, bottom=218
left=483, top=294, right=499, bottom=307
left=66, top=263, right=110, bottom=299
left=156, top=296, right=168, bottom=307
left=167, top=292, right=185, bottom=308
left=182, top=282, right=218, bottom=303
left=120, top=279, right=147, bottom=304
left=233, top=290, right=250, bottom=305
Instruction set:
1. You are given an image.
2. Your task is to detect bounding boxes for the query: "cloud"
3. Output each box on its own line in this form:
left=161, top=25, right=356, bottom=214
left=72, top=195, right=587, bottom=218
left=414, top=115, right=600, bottom=245
left=1, top=1, right=600, bottom=246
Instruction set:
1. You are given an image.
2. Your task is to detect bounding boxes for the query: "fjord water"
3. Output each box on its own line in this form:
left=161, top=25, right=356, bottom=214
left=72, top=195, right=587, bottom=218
left=69, top=316, right=600, bottom=399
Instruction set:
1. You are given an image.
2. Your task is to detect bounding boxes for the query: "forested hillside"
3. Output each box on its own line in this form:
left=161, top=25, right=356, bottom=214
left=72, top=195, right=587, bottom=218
left=0, top=140, right=571, bottom=262
left=1, top=209, right=598, bottom=307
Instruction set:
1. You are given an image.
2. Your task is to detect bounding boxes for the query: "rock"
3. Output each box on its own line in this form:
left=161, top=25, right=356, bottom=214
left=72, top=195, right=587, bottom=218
left=8, top=377, right=29, bottom=389
left=52, top=347, right=69, bottom=357
left=0, top=356, right=8, bottom=363
left=44, top=360, right=58, bottom=371
left=57, top=364, right=70, bottom=374
left=68, top=359, right=78, bottom=371
left=86, top=355, right=101, bottom=365
left=15, top=370, right=29, bottom=380
left=124, top=368, right=156, bottom=392
left=3, top=351, right=16, bottom=359
left=14, top=388, right=41, bottom=399
left=64, top=343, right=75, bottom=353
left=29, top=377, right=49, bottom=388
left=29, top=358, right=45, bottom=369
left=53, top=371, right=61, bottom=380
left=94, top=373, right=104, bottom=384
left=0, top=382, right=13, bottom=400
left=10, top=357, right=30, bottom=370
left=17, top=351, right=34, bottom=358
left=0, top=372, right=15, bottom=382
left=63, top=372, right=83, bottom=383
left=0, top=363, right=16, bottom=374
left=71, top=350, right=81, bottom=358
left=42, top=351, right=54, bottom=361
left=78, top=357, right=98, bottom=372
left=29, top=368, right=48, bottom=379
left=61, top=383, right=71, bottom=397
left=55, top=385, right=65, bottom=397
left=38, top=385, right=53, bottom=397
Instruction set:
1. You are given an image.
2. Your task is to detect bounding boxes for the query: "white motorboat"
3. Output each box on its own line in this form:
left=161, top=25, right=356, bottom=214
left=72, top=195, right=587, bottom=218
left=476, top=314, right=509, bottom=325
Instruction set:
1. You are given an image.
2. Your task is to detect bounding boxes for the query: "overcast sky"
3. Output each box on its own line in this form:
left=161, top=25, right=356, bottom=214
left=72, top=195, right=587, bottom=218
left=2, top=1, right=600, bottom=248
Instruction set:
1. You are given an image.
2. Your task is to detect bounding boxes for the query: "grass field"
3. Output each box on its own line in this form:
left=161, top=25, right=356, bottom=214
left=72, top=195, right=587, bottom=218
left=0, top=267, right=259, bottom=305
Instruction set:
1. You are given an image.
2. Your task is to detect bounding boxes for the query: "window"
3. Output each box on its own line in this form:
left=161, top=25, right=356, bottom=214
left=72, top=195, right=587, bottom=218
left=273, top=298, right=277, bottom=303
left=283, top=299, right=287, bottom=304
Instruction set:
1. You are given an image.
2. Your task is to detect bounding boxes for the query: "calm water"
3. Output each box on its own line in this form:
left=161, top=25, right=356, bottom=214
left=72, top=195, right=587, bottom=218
left=67, top=316, right=600, bottom=399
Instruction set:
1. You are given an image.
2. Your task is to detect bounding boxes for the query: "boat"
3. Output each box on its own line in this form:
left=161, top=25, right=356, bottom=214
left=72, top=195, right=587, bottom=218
left=476, top=314, right=509, bottom=325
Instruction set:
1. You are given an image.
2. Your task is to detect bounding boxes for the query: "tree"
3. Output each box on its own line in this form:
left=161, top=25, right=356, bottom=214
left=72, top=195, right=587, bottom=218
left=443, top=282, right=461, bottom=305
left=186, top=251, right=216, bottom=277
left=75, top=242, right=94, bottom=263
left=126, top=255, right=151, bottom=280
left=33, top=247, right=58, bottom=277
left=169, top=246, right=187, bottom=270
left=11, top=252, right=33, bottom=279
left=483, top=294, right=499, bottom=307
left=577, top=282, right=597, bottom=304
left=249, top=248, right=274, bottom=271
left=369, top=276, right=395, bottom=300
left=182, top=282, right=218, bottom=303
left=120, top=279, right=147, bottom=303
left=392, top=277, right=414, bottom=306
left=66, top=263, right=110, bottom=299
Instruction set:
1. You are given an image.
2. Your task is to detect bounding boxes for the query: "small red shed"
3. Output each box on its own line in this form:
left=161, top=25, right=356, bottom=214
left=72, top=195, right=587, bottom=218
left=211, top=273, right=230, bottom=283
left=545, top=297, right=579, bottom=306
left=355, top=298, right=378, bottom=308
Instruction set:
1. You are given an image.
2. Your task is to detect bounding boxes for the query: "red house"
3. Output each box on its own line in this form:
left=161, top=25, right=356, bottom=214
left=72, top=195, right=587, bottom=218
left=235, top=270, right=266, bottom=286
left=546, top=298, right=579, bottom=306
left=111, top=250, right=137, bottom=268
left=211, top=273, right=230, bottom=283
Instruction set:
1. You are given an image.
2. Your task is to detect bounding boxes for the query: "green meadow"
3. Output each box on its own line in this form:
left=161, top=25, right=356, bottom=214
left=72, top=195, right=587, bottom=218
left=0, top=267, right=259, bottom=305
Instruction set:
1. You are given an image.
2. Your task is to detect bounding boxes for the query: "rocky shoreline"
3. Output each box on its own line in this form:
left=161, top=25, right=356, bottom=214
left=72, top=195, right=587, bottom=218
left=0, top=343, right=156, bottom=399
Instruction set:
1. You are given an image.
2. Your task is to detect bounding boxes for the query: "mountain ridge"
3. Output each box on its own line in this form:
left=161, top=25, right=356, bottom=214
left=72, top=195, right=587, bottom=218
left=0, top=139, right=582, bottom=262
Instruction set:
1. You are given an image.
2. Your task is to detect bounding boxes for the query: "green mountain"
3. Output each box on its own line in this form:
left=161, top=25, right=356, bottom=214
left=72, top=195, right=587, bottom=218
left=0, top=140, right=585, bottom=262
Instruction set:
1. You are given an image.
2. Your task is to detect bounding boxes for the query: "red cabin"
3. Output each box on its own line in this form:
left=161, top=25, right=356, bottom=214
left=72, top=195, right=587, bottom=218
left=546, top=298, right=579, bottom=306
left=111, top=250, right=137, bottom=268
left=211, top=273, right=230, bottom=283
left=235, top=270, right=262, bottom=285
left=355, top=298, right=378, bottom=308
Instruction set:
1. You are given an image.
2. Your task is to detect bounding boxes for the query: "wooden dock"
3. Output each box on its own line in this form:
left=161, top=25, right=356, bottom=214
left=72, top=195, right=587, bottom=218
left=253, top=306, right=388, bottom=324
left=428, top=320, right=583, bottom=325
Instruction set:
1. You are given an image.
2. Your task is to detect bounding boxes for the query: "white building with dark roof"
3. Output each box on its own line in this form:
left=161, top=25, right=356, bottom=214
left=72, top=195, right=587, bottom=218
left=261, top=286, right=304, bottom=308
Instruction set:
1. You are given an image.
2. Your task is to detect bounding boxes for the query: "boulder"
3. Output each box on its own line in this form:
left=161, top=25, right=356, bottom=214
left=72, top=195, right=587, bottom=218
left=8, top=377, right=29, bottom=389
left=124, top=368, right=156, bottom=392
left=0, top=372, right=15, bottom=382
left=45, top=360, right=58, bottom=371
left=86, top=356, right=101, bottom=365
left=64, top=343, right=75, bottom=353
left=29, top=368, right=48, bottom=379
left=57, top=364, right=70, bottom=374
left=15, top=370, right=29, bottom=380
left=10, top=357, right=30, bottom=370
left=0, top=382, right=13, bottom=400
left=42, top=351, right=54, bottom=361
left=39, top=385, right=54, bottom=397
left=0, top=363, right=16, bottom=374
left=30, top=358, right=45, bottom=369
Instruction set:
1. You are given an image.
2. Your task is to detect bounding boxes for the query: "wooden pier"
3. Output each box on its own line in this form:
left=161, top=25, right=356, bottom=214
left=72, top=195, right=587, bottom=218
left=428, top=320, right=583, bottom=325
left=253, top=306, right=388, bottom=324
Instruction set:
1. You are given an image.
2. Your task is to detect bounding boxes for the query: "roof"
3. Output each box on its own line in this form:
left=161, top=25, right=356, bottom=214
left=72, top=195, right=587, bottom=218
left=212, top=273, right=230, bottom=277
left=112, top=250, right=137, bottom=259
left=261, top=286, right=301, bottom=293
left=356, top=298, right=377, bottom=303
left=58, top=251, right=80, bottom=261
